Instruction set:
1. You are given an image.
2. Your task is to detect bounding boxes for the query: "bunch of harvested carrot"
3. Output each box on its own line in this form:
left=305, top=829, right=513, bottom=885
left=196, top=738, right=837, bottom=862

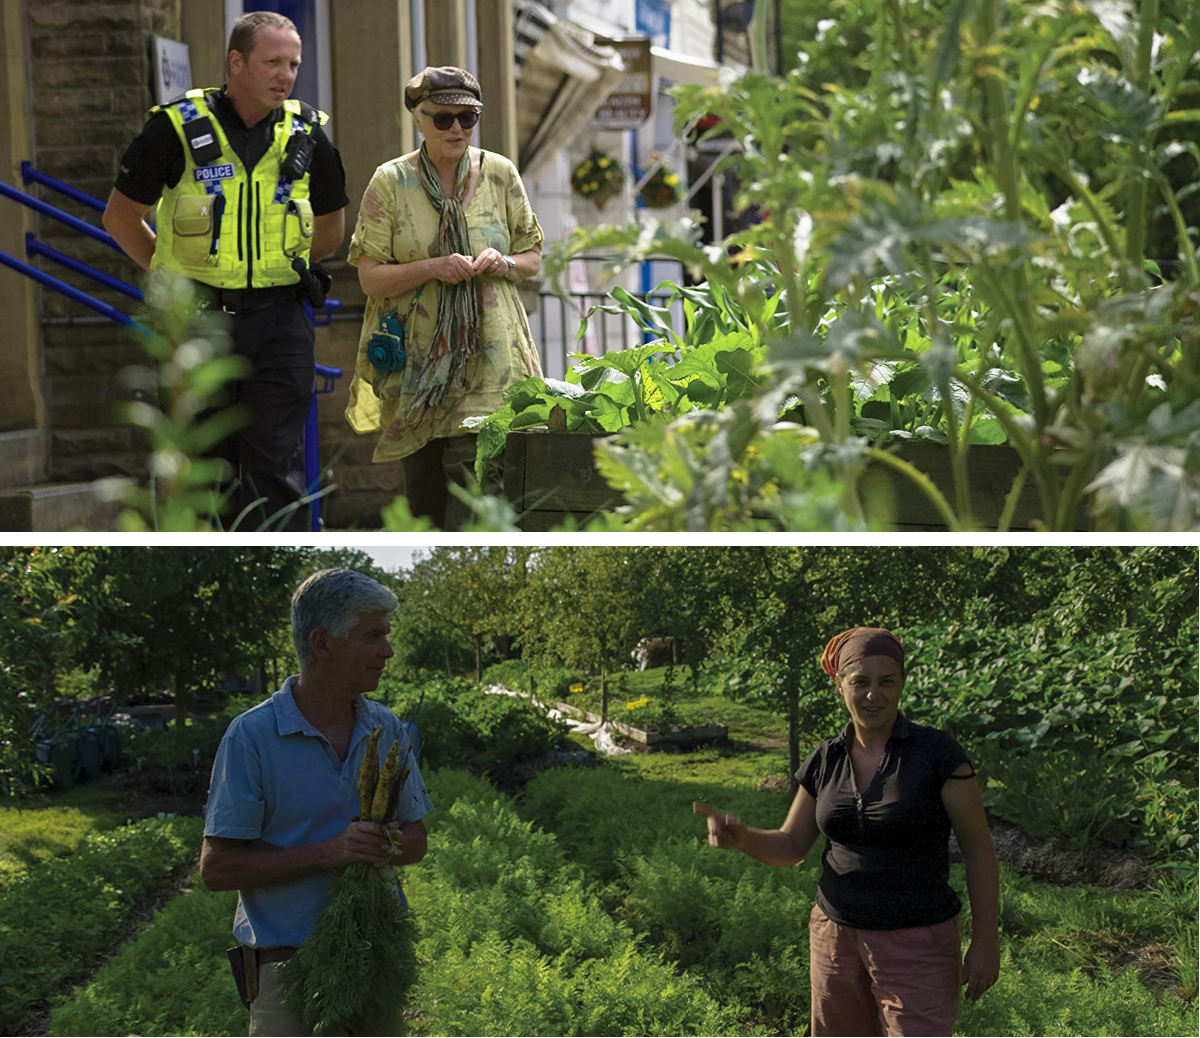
left=283, top=725, right=417, bottom=1035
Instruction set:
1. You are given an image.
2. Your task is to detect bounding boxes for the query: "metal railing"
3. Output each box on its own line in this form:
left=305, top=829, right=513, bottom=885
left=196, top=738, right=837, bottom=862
left=534, top=254, right=688, bottom=378
left=0, top=163, right=342, bottom=531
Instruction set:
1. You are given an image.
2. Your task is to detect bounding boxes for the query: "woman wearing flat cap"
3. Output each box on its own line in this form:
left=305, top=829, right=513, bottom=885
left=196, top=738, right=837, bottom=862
left=345, top=66, right=544, bottom=528
left=695, top=627, right=1000, bottom=1037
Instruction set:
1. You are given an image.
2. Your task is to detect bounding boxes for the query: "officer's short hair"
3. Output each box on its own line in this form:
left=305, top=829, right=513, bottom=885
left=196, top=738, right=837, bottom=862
left=227, top=11, right=299, bottom=73
left=291, top=569, right=397, bottom=669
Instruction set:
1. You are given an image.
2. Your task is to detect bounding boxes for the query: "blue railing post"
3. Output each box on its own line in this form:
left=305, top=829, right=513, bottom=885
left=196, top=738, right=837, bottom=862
left=307, top=363, right=343, bottom=532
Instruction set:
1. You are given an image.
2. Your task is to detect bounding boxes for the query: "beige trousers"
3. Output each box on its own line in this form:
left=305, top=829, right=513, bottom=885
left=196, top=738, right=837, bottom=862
left=248, top=961, right=308, bottom=1037
left=808, top=903, right=962, bottom=1037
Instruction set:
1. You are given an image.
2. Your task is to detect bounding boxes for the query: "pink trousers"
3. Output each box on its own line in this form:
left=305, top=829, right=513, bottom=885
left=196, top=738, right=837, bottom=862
left=809, top=903, right=962, bottom=1037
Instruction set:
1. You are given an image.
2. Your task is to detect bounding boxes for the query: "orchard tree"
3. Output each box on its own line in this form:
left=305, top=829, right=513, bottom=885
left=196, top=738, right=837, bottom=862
left=520, top=547, right=647, bottom=722
left=75, top=546, right=305, bottom=720
left=403, top=547, right=531, bottom=681
left=0, top=547, right=104, bottom=795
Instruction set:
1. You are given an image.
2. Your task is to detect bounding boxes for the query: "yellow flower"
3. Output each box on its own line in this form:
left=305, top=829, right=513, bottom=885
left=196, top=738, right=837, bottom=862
left=625, top=697, right=648, bottom=710
left=598, top=158, right=611, bottom=168
left=664, top=174, right=679, bottom=186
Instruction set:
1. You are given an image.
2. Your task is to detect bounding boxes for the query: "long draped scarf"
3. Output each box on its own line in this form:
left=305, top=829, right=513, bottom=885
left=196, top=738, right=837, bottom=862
left=408, top=143, right=483, bottom=414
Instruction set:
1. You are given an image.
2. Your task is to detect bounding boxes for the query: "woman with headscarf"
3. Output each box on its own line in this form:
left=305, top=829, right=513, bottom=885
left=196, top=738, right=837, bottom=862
left=695, top=627, right=1000, bottom=1037
left=345, top=66, right=544, bottom=529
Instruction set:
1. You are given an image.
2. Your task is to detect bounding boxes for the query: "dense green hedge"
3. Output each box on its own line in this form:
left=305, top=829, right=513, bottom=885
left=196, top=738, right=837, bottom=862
left=903, top=622, right=1197, bottom=860
left=376, top=675, right=570, bottom=770
left=0, top=815, right=203, bottom=1033
left=120, top=695, right=264, bottom=771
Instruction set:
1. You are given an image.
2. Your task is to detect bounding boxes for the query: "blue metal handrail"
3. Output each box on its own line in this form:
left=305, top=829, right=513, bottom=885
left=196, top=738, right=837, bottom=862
left=0, top=179, right=123, bottom=252
left=0, top=250, right=152, bottom=335
left=21, top=160, right=108, bottom=215
left=26, top=234, right=145, bottom=302
left=307, top=362, right=344, bottom=532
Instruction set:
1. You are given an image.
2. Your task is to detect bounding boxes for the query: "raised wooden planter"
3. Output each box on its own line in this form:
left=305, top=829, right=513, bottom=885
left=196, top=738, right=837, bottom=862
left=553, top=700, right=728, bottom=748
left=503, top=430, right=1086, bottom=531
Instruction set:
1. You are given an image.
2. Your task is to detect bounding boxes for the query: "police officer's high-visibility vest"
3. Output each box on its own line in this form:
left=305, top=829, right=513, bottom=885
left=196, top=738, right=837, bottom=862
left=149, top=88, right=328, bottom=289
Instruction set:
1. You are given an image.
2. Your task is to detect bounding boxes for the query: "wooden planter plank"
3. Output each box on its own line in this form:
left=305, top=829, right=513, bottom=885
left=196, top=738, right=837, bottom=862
left=505, top=430, right=1088, bottom=531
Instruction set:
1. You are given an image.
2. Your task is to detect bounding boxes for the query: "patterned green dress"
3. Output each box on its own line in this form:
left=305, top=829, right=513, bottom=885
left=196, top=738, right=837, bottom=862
left=345, top=148, right=544, bottom=462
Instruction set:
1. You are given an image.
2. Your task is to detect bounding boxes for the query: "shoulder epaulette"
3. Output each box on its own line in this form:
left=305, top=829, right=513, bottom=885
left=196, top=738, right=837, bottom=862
left=282, top=98, right=329, bottom=127
left=150, top=87, right=219, bottom=118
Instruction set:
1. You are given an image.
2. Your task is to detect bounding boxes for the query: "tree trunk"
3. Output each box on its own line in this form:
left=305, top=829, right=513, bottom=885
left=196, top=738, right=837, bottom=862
left=600, top=666, right=608, bottom=723
left=474, top=634, right=482, bottom=683
left=786, top=667, right=800, bottom=797
left=173, top=673, right=192, bottom=726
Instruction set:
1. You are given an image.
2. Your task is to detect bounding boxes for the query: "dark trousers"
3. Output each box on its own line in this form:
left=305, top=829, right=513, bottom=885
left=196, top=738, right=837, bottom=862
left=402, top=434, right=502, bottom=531
left=203, top=302, right=315, bottom=531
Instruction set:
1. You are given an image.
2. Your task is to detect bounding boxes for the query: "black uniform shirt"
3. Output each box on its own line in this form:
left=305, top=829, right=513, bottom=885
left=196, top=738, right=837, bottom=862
left=796, top=713, right=972, bottom=930
left=115, top=88, right=348, bottom=215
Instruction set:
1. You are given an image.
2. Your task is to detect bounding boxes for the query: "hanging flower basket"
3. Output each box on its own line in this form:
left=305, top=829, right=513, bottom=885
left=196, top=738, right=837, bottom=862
left=570, top=147, right=625, bottom=210
left=638, top=159, right=683, bottom=209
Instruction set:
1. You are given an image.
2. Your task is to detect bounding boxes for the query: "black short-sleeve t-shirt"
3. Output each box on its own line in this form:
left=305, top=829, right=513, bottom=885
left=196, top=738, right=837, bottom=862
left=796, top=713, right=972, bottom=930
left=114, top=89, right=348, bottom=216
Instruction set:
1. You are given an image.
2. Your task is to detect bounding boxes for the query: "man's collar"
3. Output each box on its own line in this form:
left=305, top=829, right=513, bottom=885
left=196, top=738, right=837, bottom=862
left=214, top=86, right=283, bottom=130
left=273, top=676, right=368, bottom=737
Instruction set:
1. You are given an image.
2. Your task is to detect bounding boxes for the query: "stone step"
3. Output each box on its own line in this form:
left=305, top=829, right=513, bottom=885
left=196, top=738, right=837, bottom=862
left=0, top=481, right=125, bottom=532
left=0, top=429, right=47, bottom=488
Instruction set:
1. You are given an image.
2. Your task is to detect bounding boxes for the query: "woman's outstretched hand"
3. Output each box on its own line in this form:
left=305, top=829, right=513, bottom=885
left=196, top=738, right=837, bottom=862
left=694, top=801, right=747, bottom=851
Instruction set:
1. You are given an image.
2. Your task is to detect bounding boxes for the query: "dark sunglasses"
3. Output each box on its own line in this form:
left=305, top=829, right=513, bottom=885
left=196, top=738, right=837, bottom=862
left=426, top=110, right=479, bottom=131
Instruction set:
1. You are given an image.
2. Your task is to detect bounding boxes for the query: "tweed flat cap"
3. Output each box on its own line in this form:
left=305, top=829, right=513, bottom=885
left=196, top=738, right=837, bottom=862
left=404, top=66, right=483, bottom=111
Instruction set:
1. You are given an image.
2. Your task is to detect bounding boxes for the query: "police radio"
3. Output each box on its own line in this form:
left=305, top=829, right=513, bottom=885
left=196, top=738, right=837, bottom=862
left=282, top=130, right=316, bottom=180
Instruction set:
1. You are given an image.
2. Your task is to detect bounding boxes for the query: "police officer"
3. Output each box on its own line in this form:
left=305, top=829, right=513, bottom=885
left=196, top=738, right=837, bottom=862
left=103, top=11, right=348, bottom=531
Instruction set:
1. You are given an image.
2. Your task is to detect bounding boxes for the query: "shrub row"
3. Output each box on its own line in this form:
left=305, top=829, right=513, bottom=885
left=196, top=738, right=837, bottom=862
left=120, top=694, right=264, bottom=771
left=902, top=623, right=1197, bottom=859
left=376, top=674, right=570, bottom=771
left=0, top=815, right=203, bottom=1033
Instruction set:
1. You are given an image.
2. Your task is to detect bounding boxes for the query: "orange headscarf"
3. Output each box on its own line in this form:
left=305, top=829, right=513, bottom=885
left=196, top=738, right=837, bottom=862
left=820, top=627, right=904, bottom=678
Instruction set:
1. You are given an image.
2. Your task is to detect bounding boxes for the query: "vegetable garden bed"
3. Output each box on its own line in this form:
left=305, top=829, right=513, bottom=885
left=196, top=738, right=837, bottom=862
left=553, top=700, right=727, bottom=749
left=504, top=430, right=1086, bottom=531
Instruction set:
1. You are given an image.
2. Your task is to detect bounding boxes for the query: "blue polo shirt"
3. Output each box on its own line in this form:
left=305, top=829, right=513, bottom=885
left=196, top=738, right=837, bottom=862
left=203, top=677, right=434, bottom=948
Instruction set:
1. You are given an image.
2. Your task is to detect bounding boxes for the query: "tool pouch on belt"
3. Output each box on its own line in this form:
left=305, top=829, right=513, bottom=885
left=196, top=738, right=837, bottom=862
left=226, top=946, right=259, bottom=1009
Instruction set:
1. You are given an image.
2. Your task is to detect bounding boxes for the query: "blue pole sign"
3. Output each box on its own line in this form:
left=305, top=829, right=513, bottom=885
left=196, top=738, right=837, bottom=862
left=636, top=0, right=671, bottom=48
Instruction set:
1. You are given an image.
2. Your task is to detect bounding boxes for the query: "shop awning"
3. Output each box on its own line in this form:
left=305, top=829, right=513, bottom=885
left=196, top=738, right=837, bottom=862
left=649, top=45, right=725, bottom=88
left=514, top=1, right=627, bottom=182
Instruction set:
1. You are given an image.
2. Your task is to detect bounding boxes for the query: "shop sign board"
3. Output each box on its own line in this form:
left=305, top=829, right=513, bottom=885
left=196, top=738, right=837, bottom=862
left=590, top=37, right=653, bottom=129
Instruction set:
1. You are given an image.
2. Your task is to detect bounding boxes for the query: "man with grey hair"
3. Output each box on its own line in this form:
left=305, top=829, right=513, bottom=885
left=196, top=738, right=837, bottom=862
left=200, top=568, right=431, bottom=1035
